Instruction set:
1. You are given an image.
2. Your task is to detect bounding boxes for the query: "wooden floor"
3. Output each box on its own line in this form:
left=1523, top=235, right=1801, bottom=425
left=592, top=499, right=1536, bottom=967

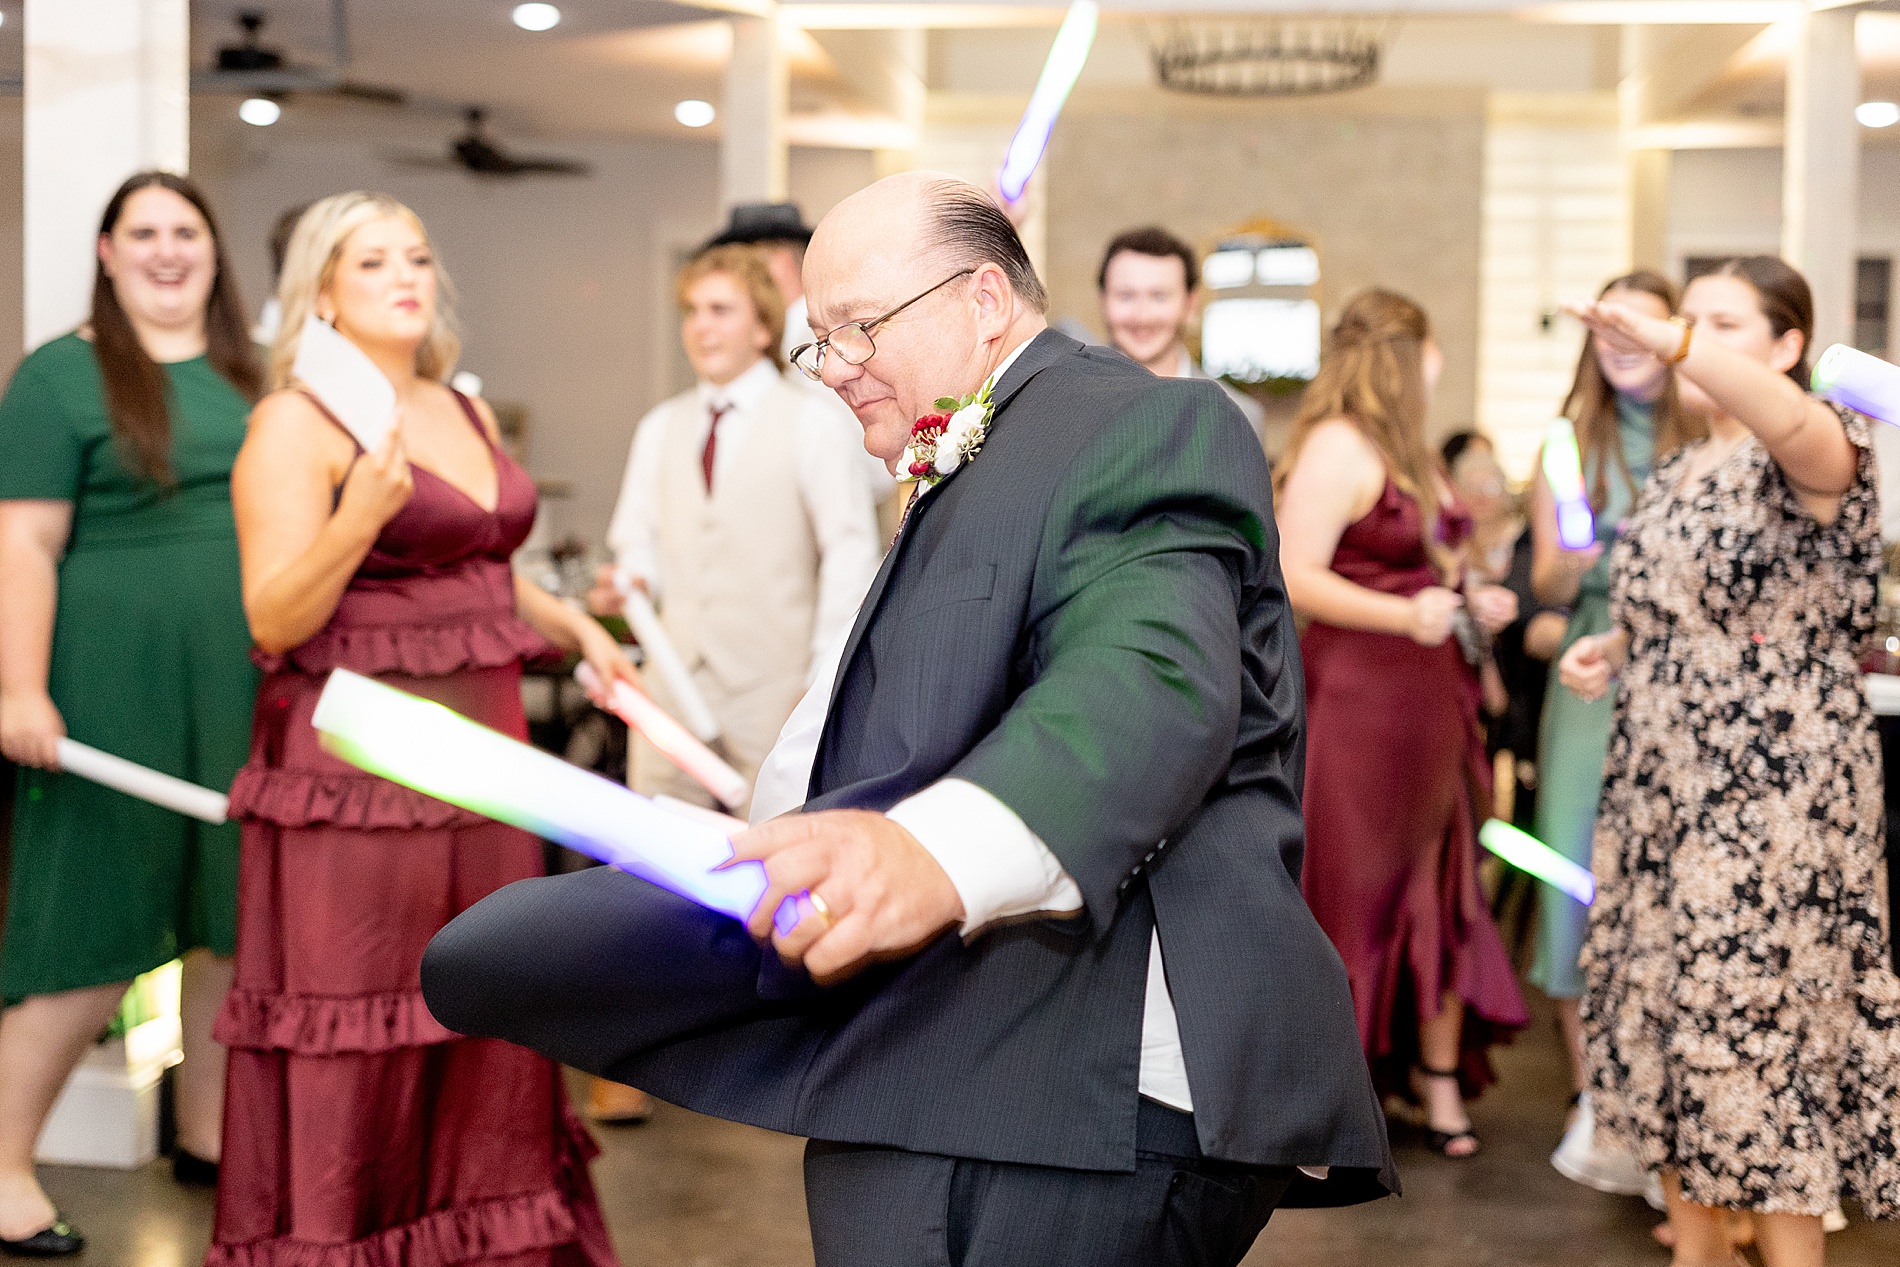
left=35, top=992, right=1900, bottom=1267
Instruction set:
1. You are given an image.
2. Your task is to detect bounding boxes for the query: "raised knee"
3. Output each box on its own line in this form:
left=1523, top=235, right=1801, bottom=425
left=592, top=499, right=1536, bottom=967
left=420, top=908, right=493, bottom=1038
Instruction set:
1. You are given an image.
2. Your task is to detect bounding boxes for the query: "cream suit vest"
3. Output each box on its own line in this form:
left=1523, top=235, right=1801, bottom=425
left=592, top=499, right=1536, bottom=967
left=654, top=377, right=820, bottom=697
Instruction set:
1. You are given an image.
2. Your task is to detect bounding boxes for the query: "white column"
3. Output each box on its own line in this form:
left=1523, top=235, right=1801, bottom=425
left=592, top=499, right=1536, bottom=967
left=721, top=8, right=788, bottom=210
left=23, top=0, right=188, bottom=350
left=1782, top=6, right=1861, bottom=352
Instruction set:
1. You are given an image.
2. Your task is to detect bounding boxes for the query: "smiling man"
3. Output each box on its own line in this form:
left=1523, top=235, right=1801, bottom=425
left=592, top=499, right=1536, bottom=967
left=590, top=244, right=879, bottom=814
left=423, top=174, right=1393, bottom=1267
left=1098, top=226, right=1266, bottom=441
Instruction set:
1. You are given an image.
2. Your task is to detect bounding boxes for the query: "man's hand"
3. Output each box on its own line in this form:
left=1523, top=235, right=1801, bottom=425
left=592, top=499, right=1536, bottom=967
left=727, top=809, right=966, bottom=983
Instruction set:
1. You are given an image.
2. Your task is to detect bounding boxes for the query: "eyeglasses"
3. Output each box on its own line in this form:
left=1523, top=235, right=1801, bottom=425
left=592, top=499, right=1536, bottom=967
left=790, top=268, right=976, bottom=382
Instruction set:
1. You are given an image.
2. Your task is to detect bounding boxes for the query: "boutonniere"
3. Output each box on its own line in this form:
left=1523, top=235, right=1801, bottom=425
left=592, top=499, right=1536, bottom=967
left=900, top=380, right=995, bottom=489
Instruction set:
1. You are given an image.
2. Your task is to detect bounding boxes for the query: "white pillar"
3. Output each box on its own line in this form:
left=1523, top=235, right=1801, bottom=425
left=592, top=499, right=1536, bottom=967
left=1781, top=6, right=1860, bottom=352
left=721, top=8, right=788, bottom=210
left=23, top=0, right=188, bottom=350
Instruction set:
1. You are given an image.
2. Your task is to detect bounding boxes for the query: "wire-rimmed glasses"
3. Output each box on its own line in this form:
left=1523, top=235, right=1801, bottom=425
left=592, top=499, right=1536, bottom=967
left=789, top=268, right=976, bottom=382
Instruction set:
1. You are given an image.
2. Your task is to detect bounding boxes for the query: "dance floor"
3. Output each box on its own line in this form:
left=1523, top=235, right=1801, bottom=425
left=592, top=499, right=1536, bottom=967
left=37, top=992, right=1900, bottom=1267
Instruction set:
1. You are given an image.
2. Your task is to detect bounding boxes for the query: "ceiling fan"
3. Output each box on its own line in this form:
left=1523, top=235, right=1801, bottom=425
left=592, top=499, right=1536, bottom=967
left=194, top=3, right=407, bottom=107
left=386, top=108, right=594, bottom=179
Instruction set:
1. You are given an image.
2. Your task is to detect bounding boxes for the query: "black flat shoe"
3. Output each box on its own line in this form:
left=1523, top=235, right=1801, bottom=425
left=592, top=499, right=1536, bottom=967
left=0, top=1217, right=84, bottom=1257
left=172, top=1149, right=219, bottom=1186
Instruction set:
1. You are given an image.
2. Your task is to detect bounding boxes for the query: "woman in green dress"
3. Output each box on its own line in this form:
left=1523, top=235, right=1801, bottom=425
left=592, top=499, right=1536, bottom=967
left=0, top=172, right=260, bottom=1254
left=1526, top=269, right=1697, bottom=1192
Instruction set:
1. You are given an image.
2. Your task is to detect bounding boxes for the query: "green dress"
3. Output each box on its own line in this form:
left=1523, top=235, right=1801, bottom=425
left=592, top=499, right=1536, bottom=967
left=1527, top=395, right=1654, bottom=1000
left=0, top=333, right=257, bottom=1000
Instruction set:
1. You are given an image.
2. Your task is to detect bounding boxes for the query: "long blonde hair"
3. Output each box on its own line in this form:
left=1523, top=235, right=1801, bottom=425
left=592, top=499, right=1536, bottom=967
left=1280, top=289, right=1450, bottom=574
left=1560, top=270, right=1699, bottom=512
left=266, top=191, right=461, bottom=390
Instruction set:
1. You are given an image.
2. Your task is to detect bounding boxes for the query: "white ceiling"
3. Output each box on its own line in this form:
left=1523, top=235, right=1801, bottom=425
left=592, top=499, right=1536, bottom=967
left=177, top=0, right=1900, bottom=152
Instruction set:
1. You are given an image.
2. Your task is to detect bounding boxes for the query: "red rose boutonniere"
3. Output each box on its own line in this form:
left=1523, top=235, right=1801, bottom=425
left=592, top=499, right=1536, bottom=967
left=899, top=380, right=995, bottom=490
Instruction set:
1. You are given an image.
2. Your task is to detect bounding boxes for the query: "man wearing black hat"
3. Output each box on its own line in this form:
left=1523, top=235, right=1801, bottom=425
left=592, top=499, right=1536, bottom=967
left=703, top=202, right=819, bottom=366
left=705, top=202, right=898, bottom=521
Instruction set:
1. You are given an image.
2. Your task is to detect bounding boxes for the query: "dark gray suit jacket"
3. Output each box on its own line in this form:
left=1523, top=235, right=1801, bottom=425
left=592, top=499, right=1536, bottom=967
left=424, top=329, right=1395, bottom=1204
left=803, top=330, right=1389, bottom=1195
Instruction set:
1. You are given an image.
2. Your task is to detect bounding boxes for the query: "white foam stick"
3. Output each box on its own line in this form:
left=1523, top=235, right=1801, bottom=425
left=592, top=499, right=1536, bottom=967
left=54, top=739, right=229, bottom=824
left=617, top=587, right=722, bottom=743
left=289, top=314, right=397, bottom=451
left=310, top=668, right=798, bottom=931
left=574, top=662, right=750, bottom=807
left=654, top=795, right=748, bottom=834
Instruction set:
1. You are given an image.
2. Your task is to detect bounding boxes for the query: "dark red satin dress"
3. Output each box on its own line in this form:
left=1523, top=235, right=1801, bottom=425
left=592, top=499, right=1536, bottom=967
left=1299, top=480, right=1528, bottom=1098
left=208, top=395, right=618, bottom=1267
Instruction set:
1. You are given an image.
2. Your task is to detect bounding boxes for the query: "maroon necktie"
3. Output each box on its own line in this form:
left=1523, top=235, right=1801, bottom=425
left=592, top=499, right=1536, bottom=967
left=701, top=401, right=730, bottom=492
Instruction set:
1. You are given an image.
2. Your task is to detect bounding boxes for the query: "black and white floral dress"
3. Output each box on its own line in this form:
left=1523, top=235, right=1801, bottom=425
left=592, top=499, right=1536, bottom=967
left=1581, top=408, right=1900, bottom=1217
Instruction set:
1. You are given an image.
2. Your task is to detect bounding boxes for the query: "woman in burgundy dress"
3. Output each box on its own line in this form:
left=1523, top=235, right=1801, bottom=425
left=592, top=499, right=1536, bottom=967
left=1276, top=290, right=1529, bottom=1158
left=211, top=192, right=636, bottom=1266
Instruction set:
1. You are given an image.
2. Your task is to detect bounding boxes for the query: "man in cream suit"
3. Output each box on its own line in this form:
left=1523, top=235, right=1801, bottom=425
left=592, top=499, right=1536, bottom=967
left=592, top=244, right=880, bottom=813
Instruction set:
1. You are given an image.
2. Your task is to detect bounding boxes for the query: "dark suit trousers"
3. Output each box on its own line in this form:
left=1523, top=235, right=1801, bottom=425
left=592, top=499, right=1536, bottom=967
left=803, top=1099, right=1294, bottom=1267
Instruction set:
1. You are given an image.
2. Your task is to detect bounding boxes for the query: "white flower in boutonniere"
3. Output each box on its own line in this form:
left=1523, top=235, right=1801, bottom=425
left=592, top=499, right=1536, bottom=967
left=899, top=380, right=995, bottom=489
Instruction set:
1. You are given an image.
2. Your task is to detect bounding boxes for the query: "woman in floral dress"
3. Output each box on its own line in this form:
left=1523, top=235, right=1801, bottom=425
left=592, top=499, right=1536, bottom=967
left=1561, top=256, right=1900, bottom=1267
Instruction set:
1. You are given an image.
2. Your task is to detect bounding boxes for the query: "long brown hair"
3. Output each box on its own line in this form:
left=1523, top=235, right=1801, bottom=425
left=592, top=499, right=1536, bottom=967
left=91, top=171, right=260, bottom=487
left=1281, top=289, right=1451, bottom=574
left=1560, top=270, right=1699, bottom=513
left=1701, top=255, right=1815, bottom=386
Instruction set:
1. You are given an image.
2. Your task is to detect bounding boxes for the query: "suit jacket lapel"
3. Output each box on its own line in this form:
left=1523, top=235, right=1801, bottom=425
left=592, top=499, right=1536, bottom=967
left=808, top=329, right=1079, bottom=796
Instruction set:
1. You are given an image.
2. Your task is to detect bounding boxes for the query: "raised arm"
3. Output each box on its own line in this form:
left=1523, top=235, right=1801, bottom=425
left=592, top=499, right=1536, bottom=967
left=1569, top=299, right=1857, bottom=508
left=232, top=391, right=412, bottom=656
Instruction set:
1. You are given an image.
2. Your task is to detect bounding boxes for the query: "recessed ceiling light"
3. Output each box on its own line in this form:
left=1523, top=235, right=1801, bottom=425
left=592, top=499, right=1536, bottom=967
left=675, top=99, right=716, bottom=128
left=512, top=3, right=560, bottom=31
left=1858, top=101, right=1900, bottom=128
left=239, top=97, right=281, bottom=127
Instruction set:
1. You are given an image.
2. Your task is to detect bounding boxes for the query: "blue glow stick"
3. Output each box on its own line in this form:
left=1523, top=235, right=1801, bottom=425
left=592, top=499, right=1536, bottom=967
left=1479, top=818, right=1594, bottom=905
left=997, top=1, right=1098, bottom=203
left=1813, top=343, right=1900, bottom=425
left=310, top=669, right=799, bottom=933
left=1542, top=418, right=1596, bottom=551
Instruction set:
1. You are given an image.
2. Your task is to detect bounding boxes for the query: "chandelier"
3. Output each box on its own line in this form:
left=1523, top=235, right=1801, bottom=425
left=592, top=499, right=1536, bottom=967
left=1148, top=18, right=1390, bottom=98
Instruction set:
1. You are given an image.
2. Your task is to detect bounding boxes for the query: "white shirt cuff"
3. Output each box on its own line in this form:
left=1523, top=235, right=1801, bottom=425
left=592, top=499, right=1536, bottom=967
left=885, top=778, right=1084, bottom=937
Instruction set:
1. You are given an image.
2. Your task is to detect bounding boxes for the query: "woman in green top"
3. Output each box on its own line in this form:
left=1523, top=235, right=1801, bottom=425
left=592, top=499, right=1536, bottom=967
left=1527, top=270, right=1697, bottom=1191
left=0, top=172, right=260, bottom=1254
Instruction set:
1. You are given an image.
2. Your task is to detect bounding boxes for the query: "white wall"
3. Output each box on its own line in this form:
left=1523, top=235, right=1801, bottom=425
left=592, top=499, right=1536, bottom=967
left=1477, top=96, right=1627, bottom=481
left=1667, top=144, right=1900, bottom=357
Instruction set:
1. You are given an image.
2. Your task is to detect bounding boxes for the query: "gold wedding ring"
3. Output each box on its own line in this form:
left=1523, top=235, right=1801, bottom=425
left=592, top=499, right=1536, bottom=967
left=807, top=890, right=837, bottom=930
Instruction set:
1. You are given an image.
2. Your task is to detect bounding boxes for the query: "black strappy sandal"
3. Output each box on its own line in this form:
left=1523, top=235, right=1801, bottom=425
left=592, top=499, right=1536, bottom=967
left=1412, top=1063, right=1481, bottom=1159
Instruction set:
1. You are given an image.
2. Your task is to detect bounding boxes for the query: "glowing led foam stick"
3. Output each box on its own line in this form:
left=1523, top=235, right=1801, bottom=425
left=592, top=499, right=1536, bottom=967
left=311, top=669, right=796, bottom=932
left=574, top=662, right=750, bottom=808
left=613, top=584, right=722, bottom=744
left=1813, top=343, right=1900, bottom=425
left=1542, top=418, right=1596, bottom=551
left=1479, top=818, right=1594, bottom=906
left=997, top=0, right=1099, bottom=203
left=55, top=739, right=229, bottom=824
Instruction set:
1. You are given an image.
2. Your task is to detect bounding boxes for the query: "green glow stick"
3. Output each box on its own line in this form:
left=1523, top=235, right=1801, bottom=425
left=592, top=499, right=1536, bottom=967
left=1479, top=818, right=1594, bottom=905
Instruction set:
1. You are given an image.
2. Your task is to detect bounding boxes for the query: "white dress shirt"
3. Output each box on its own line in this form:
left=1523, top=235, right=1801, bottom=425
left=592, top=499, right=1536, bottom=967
left=605, top=355, right=881, bottom=673
left=748, top=338, right=1196, bottom=1113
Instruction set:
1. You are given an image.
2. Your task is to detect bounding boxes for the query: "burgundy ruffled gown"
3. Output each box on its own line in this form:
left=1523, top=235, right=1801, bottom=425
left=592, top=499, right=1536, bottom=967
left=1299, top=480, right=1528, bottom=1098
left=208, top=394, right=618, bottom=1267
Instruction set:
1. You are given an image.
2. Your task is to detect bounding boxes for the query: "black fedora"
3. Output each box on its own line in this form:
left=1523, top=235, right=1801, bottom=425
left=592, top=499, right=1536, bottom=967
left=702, top=202, right=814, bottom=251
